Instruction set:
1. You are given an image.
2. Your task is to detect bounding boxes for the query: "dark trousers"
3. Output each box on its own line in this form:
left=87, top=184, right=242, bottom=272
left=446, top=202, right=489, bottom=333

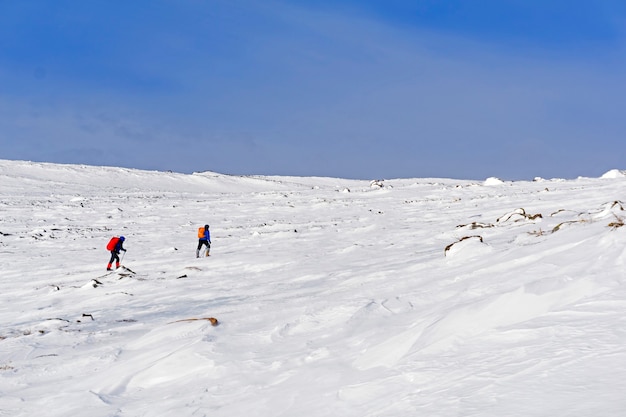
left=197, top=239, right=210, bottom=251
left=109, top=251, right=120, bottom=264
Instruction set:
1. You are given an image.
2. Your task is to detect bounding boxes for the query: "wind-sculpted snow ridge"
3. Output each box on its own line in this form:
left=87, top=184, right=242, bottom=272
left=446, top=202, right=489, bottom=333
left=0, top=159, right=365, bottom=194
left=1, top=159, right=626, bottom=416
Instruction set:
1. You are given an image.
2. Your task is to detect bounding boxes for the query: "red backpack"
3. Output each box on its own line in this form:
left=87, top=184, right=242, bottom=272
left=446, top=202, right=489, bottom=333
left=106, top=237, right=120, bottom=251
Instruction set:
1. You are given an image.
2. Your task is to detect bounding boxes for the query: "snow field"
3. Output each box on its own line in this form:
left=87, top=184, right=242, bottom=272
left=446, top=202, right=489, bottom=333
left=1, top=160, right=626, bottom=416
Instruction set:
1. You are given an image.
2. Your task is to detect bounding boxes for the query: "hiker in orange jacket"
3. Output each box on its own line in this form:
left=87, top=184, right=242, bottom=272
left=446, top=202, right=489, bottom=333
left=106, top=236, right=126, bottom=270
left=196, top=225, right=211, bottom=258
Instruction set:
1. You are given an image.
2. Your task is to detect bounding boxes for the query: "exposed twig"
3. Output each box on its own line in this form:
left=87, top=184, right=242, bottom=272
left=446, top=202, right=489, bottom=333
left=168, top=317, right=219, bottom=326
left=608, top=214, right=625, bottom=230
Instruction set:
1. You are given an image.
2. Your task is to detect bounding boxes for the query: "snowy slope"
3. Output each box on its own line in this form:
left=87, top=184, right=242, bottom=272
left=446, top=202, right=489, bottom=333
left=1, top=159, right=626, bottom=416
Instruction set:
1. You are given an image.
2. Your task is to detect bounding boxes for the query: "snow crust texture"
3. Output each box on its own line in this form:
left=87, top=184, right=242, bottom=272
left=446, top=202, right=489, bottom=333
left=1, top=160, right=626, bottom=416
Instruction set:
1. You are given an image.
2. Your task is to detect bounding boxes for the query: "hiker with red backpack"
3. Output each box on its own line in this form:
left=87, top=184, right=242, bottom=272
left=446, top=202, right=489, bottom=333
left=106, top=235, right=127, bottom=270
left=196, top=225, right=211, bottom=258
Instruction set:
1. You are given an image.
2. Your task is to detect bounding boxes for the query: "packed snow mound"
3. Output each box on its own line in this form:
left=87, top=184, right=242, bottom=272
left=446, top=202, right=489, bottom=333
left=600, top=169, right=626, bottom=179
left=484, top=176, right=505, bottom=185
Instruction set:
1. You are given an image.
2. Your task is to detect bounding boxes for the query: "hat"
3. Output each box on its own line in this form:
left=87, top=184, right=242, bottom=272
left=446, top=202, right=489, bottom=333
left=119, top=236, right=125, bottom=241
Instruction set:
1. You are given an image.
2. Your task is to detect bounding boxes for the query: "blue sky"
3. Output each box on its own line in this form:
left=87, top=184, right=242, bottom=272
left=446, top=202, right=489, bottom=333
left=1, top=0, right=625, bottom=180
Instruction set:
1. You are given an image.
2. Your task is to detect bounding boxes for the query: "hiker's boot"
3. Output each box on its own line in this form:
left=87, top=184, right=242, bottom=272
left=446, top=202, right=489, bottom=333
left=107, top=263, right=112, bottom=271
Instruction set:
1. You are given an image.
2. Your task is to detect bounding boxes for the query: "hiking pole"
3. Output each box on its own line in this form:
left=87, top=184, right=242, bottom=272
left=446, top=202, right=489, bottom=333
left=120, top=250, right=126, bottom=265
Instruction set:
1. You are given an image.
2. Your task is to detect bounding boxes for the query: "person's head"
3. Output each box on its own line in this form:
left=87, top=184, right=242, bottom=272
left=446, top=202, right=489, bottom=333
left=119, top=236, right=125, bottom=241
left=204, top=224, right=209, bottom=229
